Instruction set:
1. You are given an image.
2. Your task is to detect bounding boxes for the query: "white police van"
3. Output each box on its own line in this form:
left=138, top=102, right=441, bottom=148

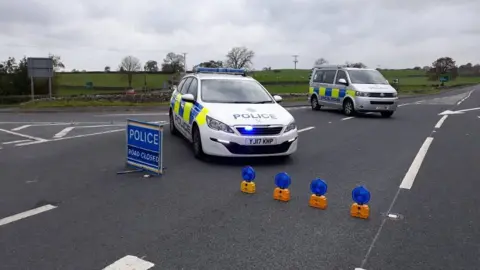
left=308, top=65, right=398, bottom=117
left=169, top=67, right=298, bottom=159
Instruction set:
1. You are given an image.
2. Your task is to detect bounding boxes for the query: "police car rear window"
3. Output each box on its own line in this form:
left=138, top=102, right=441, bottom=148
left=201, top=79, right=273, bottom=104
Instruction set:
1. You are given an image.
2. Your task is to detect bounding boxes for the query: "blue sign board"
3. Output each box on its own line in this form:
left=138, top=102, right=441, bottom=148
left=126, top=119, right=163, bottom=174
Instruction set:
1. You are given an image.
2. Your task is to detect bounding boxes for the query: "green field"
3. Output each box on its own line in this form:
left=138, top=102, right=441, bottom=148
left=55, top=69, right=480, bottom=96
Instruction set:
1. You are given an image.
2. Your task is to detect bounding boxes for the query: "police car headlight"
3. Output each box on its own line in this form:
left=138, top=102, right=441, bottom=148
left=356, top=91, right=370, bottom=97
left=206, top=115, right=234, bottom=133
left=392, top=92, right=398, bottom=97
left=285, top=121, right=296, bottom=133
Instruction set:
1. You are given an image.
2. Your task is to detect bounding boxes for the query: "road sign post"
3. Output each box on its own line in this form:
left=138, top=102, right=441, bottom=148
left=125, top=119, right=164, bottom=175
left=27, top=57, right=54, bottom=100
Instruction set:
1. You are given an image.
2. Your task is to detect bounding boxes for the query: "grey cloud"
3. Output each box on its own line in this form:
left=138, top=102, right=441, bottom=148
left=0, top=0, right=479, bottom=70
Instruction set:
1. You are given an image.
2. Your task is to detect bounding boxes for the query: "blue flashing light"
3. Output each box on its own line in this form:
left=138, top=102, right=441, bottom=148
left=310, top=178, right=327, bottom=196
left=274, top=172, right=291, bottom=189
left=244, top=126, right=253, bottom=131
left=352, top=186, right=370, bottom=205
left=195, top=67, right=246, bottom=75
left=242, top=166, right=256, bottom=182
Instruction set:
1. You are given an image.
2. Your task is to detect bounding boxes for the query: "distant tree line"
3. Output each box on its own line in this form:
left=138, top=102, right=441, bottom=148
left=1, top=48, right=479, bottom=101
left=0, top=54, right=64, bottom=103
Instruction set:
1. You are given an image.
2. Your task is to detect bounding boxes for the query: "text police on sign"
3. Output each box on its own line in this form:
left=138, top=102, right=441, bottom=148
left=126, top=119, right=164, bottom=174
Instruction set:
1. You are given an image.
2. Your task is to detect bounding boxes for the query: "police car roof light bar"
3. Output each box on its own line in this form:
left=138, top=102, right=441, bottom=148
left=194, top=67, right=246, bottom=76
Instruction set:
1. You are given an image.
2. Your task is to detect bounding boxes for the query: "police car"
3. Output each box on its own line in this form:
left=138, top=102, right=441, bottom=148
left=308, top=65, right=398, bottom=117
left=169, top=67, right=298, bottom=159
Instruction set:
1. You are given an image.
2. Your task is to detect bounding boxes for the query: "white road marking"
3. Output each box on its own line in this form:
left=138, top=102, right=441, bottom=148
left=388, top=214, right=398, bottom=219
left=457, top=90, right=474, bottom=105
left=2, top=139, right=31, bottom=145
left=11, top=125, right=31, bottom=131
left=434, top=115, right=448, bottom=129
left=103, top=255, right=154, bottom=270
left=0, top=128, right=46, bottom=142
left=15, top=128, right=124, bottom=146
left=355, top=268, right=366, bottom=270
left=0, top=204, right=57, bottom=227
left=399, top=137, right=434, bottom=189
left=95, top=113, right=168, bottom=117
left=341, top=116, right=355, bottom=121
left=53, top=127, right=75, bottom=138
left=76, top=124, right=125, bottom=128
left=398, top=104, right=408, bottom=107
left=298, top=126, right=315, bottom=133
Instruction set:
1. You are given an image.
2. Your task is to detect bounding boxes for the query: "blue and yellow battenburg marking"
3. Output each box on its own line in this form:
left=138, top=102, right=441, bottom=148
left=170, top=93, right=209, bottom=125
left=309, top=87, right=356, bottom=102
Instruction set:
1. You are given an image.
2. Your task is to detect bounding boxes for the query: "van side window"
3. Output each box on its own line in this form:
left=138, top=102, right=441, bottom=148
left=323, top=70, right=337, bottom=84
left=312, top=70, right=325, bottom=83
left=336, top=70, right=348, bottom=83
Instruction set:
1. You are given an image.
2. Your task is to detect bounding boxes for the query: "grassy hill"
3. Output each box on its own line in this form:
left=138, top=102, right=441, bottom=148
left=55, top=69, right=480, bottom=96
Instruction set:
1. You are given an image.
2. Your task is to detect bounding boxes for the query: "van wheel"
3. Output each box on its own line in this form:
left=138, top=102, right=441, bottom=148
left=311, top=96, right=321, bottom=111
left=169, top=111, right=180, bottom=136
left=343, top=99, right=355, bottom=116
left=192, top=125, right=205, bottom=159
left=381, top=111, right=394, bottom=118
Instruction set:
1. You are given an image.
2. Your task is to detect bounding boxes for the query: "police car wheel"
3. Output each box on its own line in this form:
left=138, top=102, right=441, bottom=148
left=169, top=111, right=180, bottom=135
left=311, top=96, right=321, bottom=110
left=343, top=99, right=355, bottom=116
left=192, top=125, right=205, bottom=159
left=381, top=111, right=394, bottom=118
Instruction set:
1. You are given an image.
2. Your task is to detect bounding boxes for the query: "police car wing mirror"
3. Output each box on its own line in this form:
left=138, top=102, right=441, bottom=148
left=338, top=78, right=348, bottom=85
left=273, top=95, right=283, bottom=103
left=181, top=93, right=195, bottom=102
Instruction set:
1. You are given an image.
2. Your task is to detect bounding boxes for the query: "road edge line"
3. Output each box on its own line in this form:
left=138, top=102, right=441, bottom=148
left=399, top=137, right=434, bottom=189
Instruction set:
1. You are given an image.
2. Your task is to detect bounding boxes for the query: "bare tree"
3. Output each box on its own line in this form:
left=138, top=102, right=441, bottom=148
left=144, top=60, right=159, bottom=72
left=48, top=54, right=65, bottom=71
left=427, top=57, right=458, bottom=82
left=225, top=46, right=255, bottom=69
left=119, top=56, right=141, bottom=88
left=161, top=53, right=184, bottom=73
left=314, top=58, right=328, bottom=66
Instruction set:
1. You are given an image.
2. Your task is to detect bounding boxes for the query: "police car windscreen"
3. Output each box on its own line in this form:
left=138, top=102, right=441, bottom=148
left=201, top=79, right=274, bottom=103
left=348, top=70, right=388, bottom=84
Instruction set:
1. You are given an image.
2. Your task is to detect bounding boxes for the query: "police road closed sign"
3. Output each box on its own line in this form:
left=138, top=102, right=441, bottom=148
left=126, top=119, right=163, bottom=174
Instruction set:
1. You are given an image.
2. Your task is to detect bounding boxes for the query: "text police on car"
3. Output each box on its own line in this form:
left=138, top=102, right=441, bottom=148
left=169, top=67, right=298, bottom=159
left=308, top=65, right=398, bottom=118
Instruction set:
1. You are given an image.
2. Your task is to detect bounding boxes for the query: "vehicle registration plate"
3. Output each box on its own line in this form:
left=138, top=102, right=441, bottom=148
left=376, top=106, right=389, bottom=110
left=245, top=138, right=276, bottom=145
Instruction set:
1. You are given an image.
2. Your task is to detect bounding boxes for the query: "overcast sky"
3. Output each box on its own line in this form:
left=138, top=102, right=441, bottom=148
left=0, top=0, right=479, bottom=71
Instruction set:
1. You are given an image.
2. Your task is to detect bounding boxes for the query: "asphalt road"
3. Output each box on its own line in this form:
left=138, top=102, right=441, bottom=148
left=0, top=86, right=479, bottom=270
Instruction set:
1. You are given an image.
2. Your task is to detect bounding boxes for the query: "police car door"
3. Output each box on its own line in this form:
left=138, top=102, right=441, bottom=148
left=333, top=70, right=349, bottom=107
left=181, top=77, right=198, bottom=138
left=176, top=77, right=193, bottom=137
left=322, top=70, right=340, bottom=107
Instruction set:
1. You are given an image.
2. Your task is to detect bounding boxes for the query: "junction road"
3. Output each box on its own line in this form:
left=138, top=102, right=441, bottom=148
left=0, top=86, right=478, bottom=270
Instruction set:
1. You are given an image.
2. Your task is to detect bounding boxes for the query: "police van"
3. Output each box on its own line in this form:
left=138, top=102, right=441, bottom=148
left=308, top=65, right=398, bottom=117
left=169, top=67, right=298, bottom=159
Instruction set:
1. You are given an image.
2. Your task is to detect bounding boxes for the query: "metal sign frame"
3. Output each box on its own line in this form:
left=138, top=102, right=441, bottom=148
left=126, top=119, right=164, bottom=175
left=27, top=57, right=54, bottom=100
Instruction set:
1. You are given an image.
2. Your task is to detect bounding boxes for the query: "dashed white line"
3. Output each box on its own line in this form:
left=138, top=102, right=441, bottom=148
left=0, top=204, right=57, bottom=227
left=0, top=128, right=47, bottom=142
left=434, top=115, right=448, bottom=129
left=399, top=137, right=434, bottom=190
left=11, top=125, right=31, bottom=131
left=341, top=116, right=355, bottom=121
left=53, top=127, right=75, bottom=138
left=298, top=126, right=315, bottom=133
left=103, top=255, right=154, bottom=270
left=2, top=139, right=31, bottom=145
left=457, top=90, right=474, bottom=105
